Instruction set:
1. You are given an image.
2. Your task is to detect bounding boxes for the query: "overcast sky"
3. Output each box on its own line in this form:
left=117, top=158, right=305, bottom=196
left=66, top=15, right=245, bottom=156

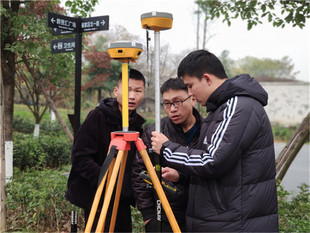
left=89, top=0, right=309, bottom=82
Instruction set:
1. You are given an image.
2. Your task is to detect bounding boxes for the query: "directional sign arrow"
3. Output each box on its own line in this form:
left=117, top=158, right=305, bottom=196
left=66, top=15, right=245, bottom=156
left=81, top=15, right=109, bottom=32
left=51, top=37, right=76, bottom=54
left=47, top=12, right=78, bottom=32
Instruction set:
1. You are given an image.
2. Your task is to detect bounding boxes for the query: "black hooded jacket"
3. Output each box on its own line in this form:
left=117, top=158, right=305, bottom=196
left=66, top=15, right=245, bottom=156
left=65, top=98, right=145, bottom=211
left=160, top=74, right=279, bottom=232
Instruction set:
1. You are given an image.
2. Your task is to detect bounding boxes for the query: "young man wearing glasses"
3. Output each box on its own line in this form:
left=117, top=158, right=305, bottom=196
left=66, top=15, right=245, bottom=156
left=151, top=50, right=279, bottom=232
left=132, top=78, right=202, bottom=232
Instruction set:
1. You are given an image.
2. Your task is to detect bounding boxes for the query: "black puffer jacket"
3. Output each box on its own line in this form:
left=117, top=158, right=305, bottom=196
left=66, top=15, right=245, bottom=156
left=160, top=74, right=279, bottom=232
left=132, top=108, right=202, bottom=228
left=65, top=98, right=145, bottom=211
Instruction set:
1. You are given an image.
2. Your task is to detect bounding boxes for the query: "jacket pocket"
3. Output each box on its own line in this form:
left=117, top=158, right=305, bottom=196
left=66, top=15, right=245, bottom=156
left=209, top=179, right=226, bottom=212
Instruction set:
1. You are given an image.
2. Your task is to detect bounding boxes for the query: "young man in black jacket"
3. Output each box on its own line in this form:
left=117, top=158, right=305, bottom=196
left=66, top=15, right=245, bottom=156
left=65, top=69, right=145, bottom=232
left=132, top=78, right=202, bottom=232
left=151, top=50, right=279, bottom=232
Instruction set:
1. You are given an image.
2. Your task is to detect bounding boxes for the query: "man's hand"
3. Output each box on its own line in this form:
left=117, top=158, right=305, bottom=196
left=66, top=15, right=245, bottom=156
left=151, top=131, right=169, bottom=154
left=162, top=167, right=179, bottom=182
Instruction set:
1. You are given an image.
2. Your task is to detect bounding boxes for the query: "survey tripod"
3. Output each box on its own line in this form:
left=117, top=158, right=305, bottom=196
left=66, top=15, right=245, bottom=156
left=84, top=41, right=181, bottom=233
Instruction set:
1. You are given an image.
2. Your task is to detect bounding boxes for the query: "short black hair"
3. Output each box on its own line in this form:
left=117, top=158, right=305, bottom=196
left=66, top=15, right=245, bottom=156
left=177, top=50, right=228, bottom=80
left=117, top=68, right=145, bottom=86
left=160, top=78, right=188, bottom=95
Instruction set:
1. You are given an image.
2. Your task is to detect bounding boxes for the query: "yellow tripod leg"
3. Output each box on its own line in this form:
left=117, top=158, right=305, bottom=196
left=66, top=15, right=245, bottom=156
left=84, top=170, right=108, bottom=233
left=109, top=150, right=128, bottom=232
left=95, top=150, right=125, bottom=233
left=139, top=148, right=181, bottom=232
left=105, top=158, right=115, bottom=197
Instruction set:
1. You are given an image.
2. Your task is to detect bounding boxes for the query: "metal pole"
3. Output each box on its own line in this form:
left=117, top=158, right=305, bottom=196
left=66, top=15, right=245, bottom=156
left=154, top=30, right=162, bottom=232
left=74, top=18, right=82, bottom=136
left=71, top=17, right=82, bottom=233
left=154, top=31, right=160, bottom=132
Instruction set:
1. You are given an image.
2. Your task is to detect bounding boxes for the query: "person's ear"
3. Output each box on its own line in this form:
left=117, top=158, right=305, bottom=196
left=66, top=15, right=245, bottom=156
left=202, top=73, right=212, bottom=86
left=113, top=86, right=118, bottom=97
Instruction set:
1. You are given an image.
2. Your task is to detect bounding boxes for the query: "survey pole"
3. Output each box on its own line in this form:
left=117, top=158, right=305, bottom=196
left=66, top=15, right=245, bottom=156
left=141, top=12, right=173, bottom=232
left=154, top=31, right=160, bottom=132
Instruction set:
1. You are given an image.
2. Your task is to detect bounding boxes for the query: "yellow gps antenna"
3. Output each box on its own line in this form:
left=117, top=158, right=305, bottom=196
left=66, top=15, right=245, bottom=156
left=107, top=41, right=143, bottom=131
left=141, top=12, right=173, bottom=132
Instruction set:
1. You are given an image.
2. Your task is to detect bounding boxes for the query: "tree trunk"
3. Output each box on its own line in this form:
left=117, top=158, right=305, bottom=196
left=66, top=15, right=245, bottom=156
left=22, top=56, right=73, bottom=143
left=2, top=45, right=15, bottom=143
left=98, top=88, right=102, bottom=103
left=0, top=46, right=7, bottom=232
left=1, top=1, right=21, bottom=230
left=276, top=113, right=310, bottom=181
left=1, top=0, right=20, bottom=143
left=202, top=14, right=207, bottom=50
left=196, top=4, right=200, bottom=49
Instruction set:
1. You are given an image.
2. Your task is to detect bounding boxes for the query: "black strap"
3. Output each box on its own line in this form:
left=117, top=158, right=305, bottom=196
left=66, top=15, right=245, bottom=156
left=97, top=145, right=117, bottom=187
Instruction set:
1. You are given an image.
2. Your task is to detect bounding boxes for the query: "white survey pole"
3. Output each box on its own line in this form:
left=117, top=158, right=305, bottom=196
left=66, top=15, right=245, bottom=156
left=141, top=12, right=173, bottom=132
left=154, top=31, right=160, bottom=132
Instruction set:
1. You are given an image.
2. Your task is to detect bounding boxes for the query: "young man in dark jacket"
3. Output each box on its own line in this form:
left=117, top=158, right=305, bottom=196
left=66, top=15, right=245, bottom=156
left=151, top=50, right=279, bottom=232
left=132, top=78, right=202, bottom=232
left=65, top=69, right=145, bottom=232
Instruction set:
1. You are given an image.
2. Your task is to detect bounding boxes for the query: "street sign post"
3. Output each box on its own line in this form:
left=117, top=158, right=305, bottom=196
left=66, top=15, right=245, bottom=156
left=47, top=13, right=109, bottom=231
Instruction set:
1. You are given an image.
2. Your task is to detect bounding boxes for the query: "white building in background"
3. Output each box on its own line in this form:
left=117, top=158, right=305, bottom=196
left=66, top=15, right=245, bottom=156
left=261, top=81, right=310, bottom=126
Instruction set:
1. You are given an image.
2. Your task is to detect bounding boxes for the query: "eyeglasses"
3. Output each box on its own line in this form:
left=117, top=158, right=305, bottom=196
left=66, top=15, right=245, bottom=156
left=161, top=95, right=192, bottom=109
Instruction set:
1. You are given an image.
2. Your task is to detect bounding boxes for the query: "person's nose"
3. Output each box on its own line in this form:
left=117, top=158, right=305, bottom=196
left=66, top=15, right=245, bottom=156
left=129, top=90, right=135, bottom=99
left=170, top=104, right=177, bottom=111
left=188, top=89, right=193, bottom=96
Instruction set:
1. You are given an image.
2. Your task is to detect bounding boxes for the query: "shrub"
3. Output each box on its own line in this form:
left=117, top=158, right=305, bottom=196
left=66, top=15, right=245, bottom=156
left=277, top=182, right=310, bottom=232
left=6, top=169, right=309, bottom=232
left=143, top=118, right=155, bottom=130
left=6, top=168, right=82, bottom=232
left=13, top=133, right=71, bottom=170
left=6, top=168, right=144, bottom=232
left=13, top=115, right=34, bottom=134
left=13, top=115, right=69, bottom=136
left=40, top=120, right=64, bottom=135
left=272, top=125, right=298, bottom=142
left=131, top=206, right=144, bottom=233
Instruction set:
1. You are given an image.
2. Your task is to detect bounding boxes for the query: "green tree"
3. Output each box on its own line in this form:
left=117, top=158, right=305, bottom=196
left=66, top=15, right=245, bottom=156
left=0, top=0, right=99, bottom=142
left=5, top=1, right=76, bottom=138
left=82, top=44, right=112, bottom=103
left=218, top=50, right=236, bottom=78
left=233, top=56, right=299, bottom=79
left=196, top=0, right=310, bottom=30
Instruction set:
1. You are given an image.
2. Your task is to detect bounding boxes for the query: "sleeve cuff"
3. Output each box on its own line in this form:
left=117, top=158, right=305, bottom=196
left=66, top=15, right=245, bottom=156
left=160, top=141, right=171, bottom=156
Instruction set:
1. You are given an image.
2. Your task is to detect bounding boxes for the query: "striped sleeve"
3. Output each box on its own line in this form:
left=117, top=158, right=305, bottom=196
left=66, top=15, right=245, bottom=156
left=161, top=97, right=243, bottom=177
